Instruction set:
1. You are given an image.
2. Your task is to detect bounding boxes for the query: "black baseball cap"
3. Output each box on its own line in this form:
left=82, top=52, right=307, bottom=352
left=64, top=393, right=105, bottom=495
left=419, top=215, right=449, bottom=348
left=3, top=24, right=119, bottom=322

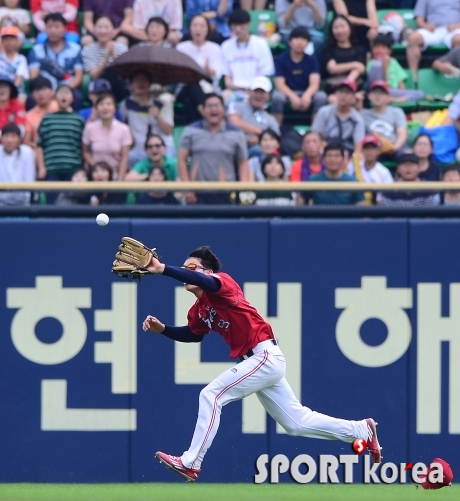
left=397, top=152, right=420, bottom=165
left=88, top=79, right=112, bottom=93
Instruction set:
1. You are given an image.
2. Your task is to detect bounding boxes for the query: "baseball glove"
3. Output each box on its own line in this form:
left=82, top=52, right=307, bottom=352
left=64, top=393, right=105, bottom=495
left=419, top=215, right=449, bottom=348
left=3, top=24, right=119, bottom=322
left=112, top=237, right=160, bottom=281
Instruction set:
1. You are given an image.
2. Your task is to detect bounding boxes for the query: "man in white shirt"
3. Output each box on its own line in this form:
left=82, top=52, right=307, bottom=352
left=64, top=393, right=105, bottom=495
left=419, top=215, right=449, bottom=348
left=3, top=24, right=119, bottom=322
left=0, top=123, right=35, bottom=206
left=221, top=9, right=275, bottom=104
left=348, top=134, right=393, bottom=205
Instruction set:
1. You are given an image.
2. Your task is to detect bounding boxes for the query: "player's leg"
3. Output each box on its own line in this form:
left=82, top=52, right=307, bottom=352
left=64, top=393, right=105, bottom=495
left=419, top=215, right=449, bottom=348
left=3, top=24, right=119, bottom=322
left=181, top=349, right=284, bottom=469
left=256, top=376, right=368, bottom=442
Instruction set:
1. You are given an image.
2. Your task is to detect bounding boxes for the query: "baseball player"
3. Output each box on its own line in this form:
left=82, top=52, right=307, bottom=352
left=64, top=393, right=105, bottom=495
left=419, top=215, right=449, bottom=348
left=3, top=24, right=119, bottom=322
left=114, top=240, right=382, bottom=482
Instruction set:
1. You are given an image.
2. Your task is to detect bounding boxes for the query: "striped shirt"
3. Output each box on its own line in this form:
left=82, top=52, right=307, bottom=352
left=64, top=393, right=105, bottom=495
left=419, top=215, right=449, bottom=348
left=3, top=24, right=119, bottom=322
left=37, top=111, right=85, bottom=173
left=378, top=190, right=441, bottom=207
left=82, top=42, right=128, bottom=72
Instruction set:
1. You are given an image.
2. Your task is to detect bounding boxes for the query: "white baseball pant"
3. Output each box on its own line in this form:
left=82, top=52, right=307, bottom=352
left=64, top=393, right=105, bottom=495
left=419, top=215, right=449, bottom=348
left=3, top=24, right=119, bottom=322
left=181, top=340, right=369, bottom=470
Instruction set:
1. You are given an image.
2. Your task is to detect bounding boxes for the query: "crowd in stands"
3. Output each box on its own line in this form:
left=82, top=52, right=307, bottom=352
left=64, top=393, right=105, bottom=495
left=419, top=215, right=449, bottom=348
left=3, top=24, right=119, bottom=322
left=2, top=0, right=460, bottom=209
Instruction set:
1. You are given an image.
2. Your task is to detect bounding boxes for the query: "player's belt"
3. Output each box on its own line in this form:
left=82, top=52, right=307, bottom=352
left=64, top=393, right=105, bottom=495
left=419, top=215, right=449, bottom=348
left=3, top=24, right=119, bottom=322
left=238, top=339, right=278, bottom=362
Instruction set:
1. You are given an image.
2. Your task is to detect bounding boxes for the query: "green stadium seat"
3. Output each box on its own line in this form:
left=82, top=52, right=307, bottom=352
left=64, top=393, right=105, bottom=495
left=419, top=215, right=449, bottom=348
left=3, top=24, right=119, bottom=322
left=248, top=10, right=286, bottom=55
left=294, top=125, right=311, bottom=136
left=407, top=120, right=422, bottom=146
left=417, top=69, right=460, bottom=110
left=377, top=9, right=447, bottom=56
left=173, top=126, right=186, bottom=152
left=390, top=69, right=418, bottom=112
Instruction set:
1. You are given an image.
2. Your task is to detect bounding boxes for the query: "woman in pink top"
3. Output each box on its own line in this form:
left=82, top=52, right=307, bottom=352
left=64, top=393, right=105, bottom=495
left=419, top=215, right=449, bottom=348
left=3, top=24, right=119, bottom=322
left=82, top=93, right=133, bottom=180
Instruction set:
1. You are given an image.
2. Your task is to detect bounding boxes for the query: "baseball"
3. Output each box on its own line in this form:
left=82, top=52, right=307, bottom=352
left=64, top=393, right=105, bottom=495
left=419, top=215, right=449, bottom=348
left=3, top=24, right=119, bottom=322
left=96, top=213, right=109, bottom=226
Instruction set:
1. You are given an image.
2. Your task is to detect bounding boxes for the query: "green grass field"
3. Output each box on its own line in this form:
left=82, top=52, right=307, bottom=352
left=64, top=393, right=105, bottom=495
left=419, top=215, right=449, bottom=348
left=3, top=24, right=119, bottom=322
left=0, top=484, right=457, bottom=501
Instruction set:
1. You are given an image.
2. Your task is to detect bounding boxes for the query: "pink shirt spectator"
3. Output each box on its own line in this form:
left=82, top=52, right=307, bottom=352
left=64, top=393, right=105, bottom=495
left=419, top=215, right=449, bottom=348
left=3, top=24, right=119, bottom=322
left=31, top=0, right=79, bottom=34
left=132, top=0, right=183, bottom=31
left=82, top=119, right=133, bottom=178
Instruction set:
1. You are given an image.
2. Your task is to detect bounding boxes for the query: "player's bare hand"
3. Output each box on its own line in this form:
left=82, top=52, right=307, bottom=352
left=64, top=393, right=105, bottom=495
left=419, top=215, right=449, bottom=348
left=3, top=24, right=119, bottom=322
left=143, top=315, right=165, bottom=333
left=146, top=254, right=165, bottom=274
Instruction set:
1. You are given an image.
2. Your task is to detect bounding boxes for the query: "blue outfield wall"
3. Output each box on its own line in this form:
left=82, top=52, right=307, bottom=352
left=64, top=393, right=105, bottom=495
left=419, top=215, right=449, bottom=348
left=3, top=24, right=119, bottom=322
left=0, top=218, right=459, bottom=483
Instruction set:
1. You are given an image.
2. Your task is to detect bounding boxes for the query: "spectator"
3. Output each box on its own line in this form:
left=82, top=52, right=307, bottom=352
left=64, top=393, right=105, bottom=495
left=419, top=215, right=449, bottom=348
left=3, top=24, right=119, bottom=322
left=348, top=135, right=394, bottom=182
left=31, top=0, right=79, bottom=44
left=142, top=16, right=172, bottom=47
left=367, top=34, right=424, bottom=103
left=0, top=123, right=35, bottom=207
left=289, top=130, right=325, bottom=182
left=55, top=168, right=92, bottom=206
left=24, top=76, right=58, bottom=148
left=82, top=16, right=128, bottom=81
left=311, top=79, right=365, bottom=156
left=323, top=15, right=366, bottom=94
left=136, top=166, right=180, bottom=205
left=28, top=13, right=83, bottom=110
left=275, top=0, right=326, bottom=60
left=412, top=133, right=441, bottom=181
left=308, top=142, right=365, bottom=205
left=378, top=152, right=440, bottom=206
left=240, top=0, right=266, bottom=11
left=254, top=154, right=296, bottom=206
left=178, top=92, right=249, bottom=205
left=221, top=9, right=274, bottom=104
left=272, top=26, right=327, bottom=125
left=88, top=161, right=126, bottom=205
left=79, top=79, right=123, bottom=123
left=131, top=0, right=183, bottom=45
left=0, top=25, right=29, bottom=101
left=407, top=0, right=460, bottom=84
left=228, top=76, right=280, bottom=157
left=184, top=0, right=233, bottom=43
left=441, top=165, right=460, bottom=205
left=120, top=70, right=174, bottom=167
left=83, top=0, right=133, bottom=47
left=126, top=133, right=178, bottom=181
left=37, top=84, right=85, bottom=204
left=361, top=80, right=407, bottom=159
left=433, top=45, right=460, bottom=76
left=348, top=134, right=393, bottom=204
left=176, top=14, right=223, bottom=123
left=0, top=75, right=25, bottom=133
left=82, top=93, right=132, bottom=181
left=248, top=128, right=291, bottom=181
left=0, top=0, right=30, bottom=38
left=332, top=0, right=378, bottom=50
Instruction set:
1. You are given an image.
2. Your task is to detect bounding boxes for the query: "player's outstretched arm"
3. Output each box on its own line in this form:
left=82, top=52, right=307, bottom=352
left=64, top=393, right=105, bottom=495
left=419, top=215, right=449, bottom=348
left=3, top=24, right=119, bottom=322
left=143, top=315, right=205, bottom=343
left=146, top=257, right=220, bottom=293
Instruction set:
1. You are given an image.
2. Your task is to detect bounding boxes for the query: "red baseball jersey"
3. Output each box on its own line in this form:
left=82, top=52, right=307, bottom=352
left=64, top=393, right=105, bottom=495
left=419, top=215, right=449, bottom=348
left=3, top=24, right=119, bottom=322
left=187, top=272, right=275, bottom=359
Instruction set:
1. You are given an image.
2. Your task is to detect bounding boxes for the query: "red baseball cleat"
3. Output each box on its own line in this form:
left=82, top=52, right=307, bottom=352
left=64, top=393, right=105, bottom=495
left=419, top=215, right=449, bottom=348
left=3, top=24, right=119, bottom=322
left=366, top=418, right=382, bottom=463
left=155, top=451, right=201, bottom=482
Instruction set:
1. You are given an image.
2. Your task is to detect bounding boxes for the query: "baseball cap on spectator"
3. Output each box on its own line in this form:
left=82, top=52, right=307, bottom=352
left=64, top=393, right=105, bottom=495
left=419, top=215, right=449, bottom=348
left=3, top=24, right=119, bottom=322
left=369, top=80, right=390, bottom=93
left=289, top=26, right=311, bottom=41
left=228, top=9, right=250, bottom=26
left=420, top=458, right=453, bottom=490
left=0, top=75, right=18, bottom=98
left=362, top=134, right=381, bottom=148
left=397, top=152, right=419, bottom=165
left=30, top=76, right=53, bottom=92
left=88, top=79, right=112, bottom=94
left=0, top=26, right=20, bottom=37
left=1, top=123, right=21, bottom=137
left=250, top=76, right=272, bottom=93
left=337, top=79, right=357, bottom=93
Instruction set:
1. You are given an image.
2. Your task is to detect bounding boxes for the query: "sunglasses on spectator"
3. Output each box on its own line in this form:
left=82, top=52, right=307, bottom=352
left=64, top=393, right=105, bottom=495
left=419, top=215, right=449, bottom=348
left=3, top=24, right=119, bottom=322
left=147, top=143, right=164, bottom=149
left=181, top=263, right=208, bottom=271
